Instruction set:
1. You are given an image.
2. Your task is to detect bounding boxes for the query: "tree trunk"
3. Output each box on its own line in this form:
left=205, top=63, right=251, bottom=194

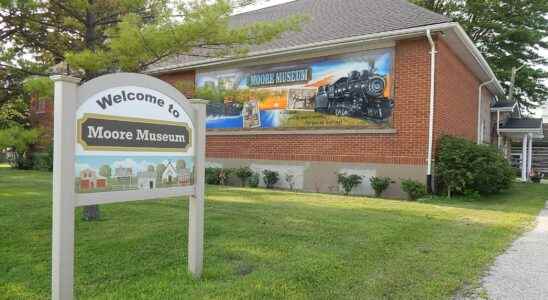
left=83, top=205, right=100, bottom=221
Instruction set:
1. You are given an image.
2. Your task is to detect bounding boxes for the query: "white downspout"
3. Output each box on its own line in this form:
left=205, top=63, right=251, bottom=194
left=426, top=29, right=437, bottom=193
left=497, top=110, right=501, bottom=149
left=477, top=79, right=494, bottom=144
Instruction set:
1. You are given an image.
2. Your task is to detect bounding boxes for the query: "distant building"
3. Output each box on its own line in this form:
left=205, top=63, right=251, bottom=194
left=162, top=161, right=192, bottom=186
left=137, top=171, right=156, bottom=190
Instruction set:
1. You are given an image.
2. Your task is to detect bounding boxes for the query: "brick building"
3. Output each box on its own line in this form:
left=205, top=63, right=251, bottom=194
left=147, top=0, right=506, bottom=197
left=31, top=0, right=517, bottom=197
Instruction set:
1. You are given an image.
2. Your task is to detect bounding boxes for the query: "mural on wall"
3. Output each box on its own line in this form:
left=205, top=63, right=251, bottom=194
left=196, top=48, right=394, bottom=130
left=75, top=156, right=194, bottom=193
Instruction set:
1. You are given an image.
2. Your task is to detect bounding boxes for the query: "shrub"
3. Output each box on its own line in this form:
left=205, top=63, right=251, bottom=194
left=32, top=144, right=53, bottom=172
left=369, top=176, right=392, bottom=197
left=337, top=173, right=362, bottom=195
left=285, top=173, right=295, bottom=190
left=0, top=125, right=41, bottom=169
left=248, top=173, right=260, bottom=188
left=205, top=167, right=234, bottom=185
left=436, top=135, right=514, bottom=197
left=401, top=179, right=426, bottom=201
left=218, top=168, right=233, bottom=186
left=262, top=170, right=279, bottom=189
left=235, top=166, right=254, bottom=187
left=205, top=167, right=222, bottom=185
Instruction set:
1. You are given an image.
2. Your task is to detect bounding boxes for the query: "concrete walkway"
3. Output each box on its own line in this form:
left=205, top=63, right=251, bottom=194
left=480, top=201, right=548, bottom=300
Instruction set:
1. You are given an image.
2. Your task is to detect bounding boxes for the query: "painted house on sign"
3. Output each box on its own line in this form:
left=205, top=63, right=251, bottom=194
left=162, top=162, right=178, bottom=184
left=137, top=171, right=156, bottom=190
left=79, top=168, right=107, bottom=191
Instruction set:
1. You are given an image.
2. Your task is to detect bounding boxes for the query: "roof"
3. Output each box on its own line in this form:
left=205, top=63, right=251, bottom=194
left=147, top=0, right=505, bottom=97
left=148, top=0, right=449, bottom=72
left=500, top=118, right=543, bottom=130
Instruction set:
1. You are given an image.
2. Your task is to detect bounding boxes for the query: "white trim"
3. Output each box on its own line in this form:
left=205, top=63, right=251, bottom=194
left=207, top=128, right=397, bottom=136
left=451, top=24, right=506, bottom=96
left=478, top=79, right=495, bottom=144
left=75, top=186, right=195, bottom=207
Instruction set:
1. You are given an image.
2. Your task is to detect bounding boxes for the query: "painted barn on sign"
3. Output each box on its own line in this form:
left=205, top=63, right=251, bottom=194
left=79, top=168, right=107, bottom=191
left=178, top=168, right=192, bottom=186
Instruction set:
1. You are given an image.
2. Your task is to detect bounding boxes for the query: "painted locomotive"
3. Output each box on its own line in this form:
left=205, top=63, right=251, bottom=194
left=314, top=70, right=393, bottom=121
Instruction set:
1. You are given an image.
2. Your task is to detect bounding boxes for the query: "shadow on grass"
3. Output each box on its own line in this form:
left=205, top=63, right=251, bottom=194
left=1, top=169, right=546, bottom=299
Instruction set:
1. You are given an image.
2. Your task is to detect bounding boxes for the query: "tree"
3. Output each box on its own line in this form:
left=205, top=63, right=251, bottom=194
left=176, top=159, right=186, bottom=170
left=147, top=165, right=155, bottom=172
left=411, top=0, right=547, bottom=112
left=99, top=164, right=112, bottom=178
left=156, top=163, right=167, bottom=180
left=1, top=0, right=303, bottom=220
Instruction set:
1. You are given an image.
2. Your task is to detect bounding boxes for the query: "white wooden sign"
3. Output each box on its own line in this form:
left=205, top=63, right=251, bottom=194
left=50, top=73, right=207, bottom=300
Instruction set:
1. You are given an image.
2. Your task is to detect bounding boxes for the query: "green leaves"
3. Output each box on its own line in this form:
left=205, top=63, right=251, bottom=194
left=56, top=0, right=305, bottom=75
left=0, top=125, right=41, bottom=154
left=412, top=0, right=547, bottom=111
left=436, top=135, right=514, bottom=197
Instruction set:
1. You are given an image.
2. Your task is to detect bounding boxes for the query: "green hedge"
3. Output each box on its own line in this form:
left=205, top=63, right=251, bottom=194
left=436, top=135, right=514, bottom=197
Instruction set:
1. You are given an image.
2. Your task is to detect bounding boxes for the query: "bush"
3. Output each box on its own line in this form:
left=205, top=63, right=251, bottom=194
left=285, top=173, right=295, bottom=190
left=436, top=135, right=514, bottom=197
left=32, top=144, right=53, bottom=172
left=262, top=170, right=279, bottom=189
left=248, top=173, right=260, bottom=188
left=337, top=173, right=362, bottom=195
left=369, top=176, right=392, bottom=197
left=205, top=167, right=222, bottom=185
left=401, top=179, right=427, bottom=201
left=0, top=125, right=41, bottom=169
left=205, top=167, right=233, bottom=185
left=235, top=166, right=254, bottom=187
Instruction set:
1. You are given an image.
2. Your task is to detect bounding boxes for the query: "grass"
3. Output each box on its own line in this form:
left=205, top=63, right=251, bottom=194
left=1, top=168, right=547, bottom=299
left=280, top=111, right=391, bottom=129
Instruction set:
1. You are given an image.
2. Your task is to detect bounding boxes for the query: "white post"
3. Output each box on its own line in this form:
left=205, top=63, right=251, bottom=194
left=521, top=134, right=528, bottom=182
left=528, top=133, right=533, bottom=176
left=50, top=75, right=80, bottom=300
left=188, top=99, right=208, bottom=278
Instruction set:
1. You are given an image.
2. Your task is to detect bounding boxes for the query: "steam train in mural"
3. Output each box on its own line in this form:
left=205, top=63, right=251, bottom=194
left=314, top=70, right=393, bottom=121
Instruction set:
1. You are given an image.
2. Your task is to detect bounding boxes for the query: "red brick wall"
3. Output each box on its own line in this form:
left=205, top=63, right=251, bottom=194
left=434, top=38, right=492, bottom=145
left=158, top=70, right=196, bottom=98
left=29, top=97, right=54, bottom=149
left=203, top=38, right=433, bottom=165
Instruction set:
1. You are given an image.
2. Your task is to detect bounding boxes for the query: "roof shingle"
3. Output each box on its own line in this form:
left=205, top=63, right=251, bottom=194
left=149, top=0, right=450, bottom=72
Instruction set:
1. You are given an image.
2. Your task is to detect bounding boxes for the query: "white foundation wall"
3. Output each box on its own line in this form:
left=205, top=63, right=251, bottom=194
left=206, top=158, right=427, bottom=198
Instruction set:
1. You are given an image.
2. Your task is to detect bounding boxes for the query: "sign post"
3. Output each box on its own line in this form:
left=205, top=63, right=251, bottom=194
left=50, top=73, right=206, bottom=300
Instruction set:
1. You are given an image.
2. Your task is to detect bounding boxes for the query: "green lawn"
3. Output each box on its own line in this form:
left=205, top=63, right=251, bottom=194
left=1, top=168, right=547, bottom=299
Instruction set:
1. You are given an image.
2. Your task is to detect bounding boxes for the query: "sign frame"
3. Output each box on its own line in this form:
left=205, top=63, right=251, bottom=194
left=50, top=73, right=207, bottom=300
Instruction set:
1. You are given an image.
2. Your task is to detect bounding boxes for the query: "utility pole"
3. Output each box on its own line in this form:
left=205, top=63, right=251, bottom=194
left=508, top=64, right=527, bottom=102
